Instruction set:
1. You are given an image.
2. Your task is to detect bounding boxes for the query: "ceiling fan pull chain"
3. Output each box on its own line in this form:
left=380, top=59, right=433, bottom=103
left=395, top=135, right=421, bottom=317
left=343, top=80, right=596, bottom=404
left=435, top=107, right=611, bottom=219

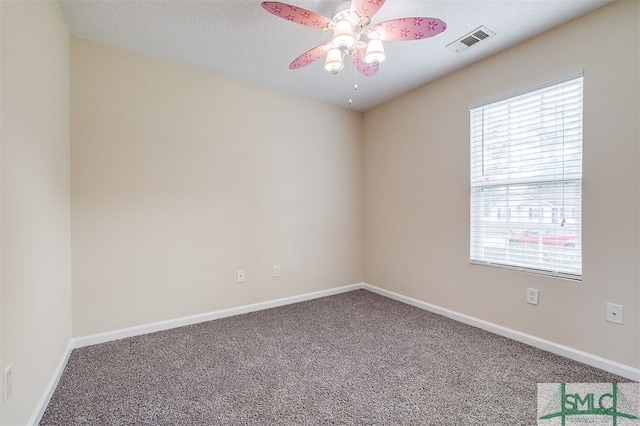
left=349, top=58, right=359, bottom=107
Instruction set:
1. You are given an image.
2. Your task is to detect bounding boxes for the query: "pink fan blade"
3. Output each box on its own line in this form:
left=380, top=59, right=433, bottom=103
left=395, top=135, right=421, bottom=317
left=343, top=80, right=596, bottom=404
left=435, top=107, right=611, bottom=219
left=261, top=2, right=332, bottom=30
left=289, top=42, right=333, bottom=70
left=351, top=49, right=379, bottom=77
left=351, top=0, right=386, bottom=21
left=368, top=17, right=447, bottom=41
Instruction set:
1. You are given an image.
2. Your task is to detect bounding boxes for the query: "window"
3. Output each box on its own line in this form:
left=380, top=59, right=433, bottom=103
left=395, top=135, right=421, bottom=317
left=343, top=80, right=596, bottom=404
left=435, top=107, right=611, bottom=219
left=470, top=74, right=583, bottom=279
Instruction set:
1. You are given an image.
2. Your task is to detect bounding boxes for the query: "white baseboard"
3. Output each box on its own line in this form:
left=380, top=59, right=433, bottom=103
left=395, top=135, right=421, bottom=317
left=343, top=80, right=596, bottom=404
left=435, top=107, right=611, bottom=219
left=29, top=283, right=364, bottom=425
left=72, top=283, right=365, bottom=349
left=362, top=283, right=640, bottom=382
left=27, top=339, right=74, bottom=426
left=31, top=281, right=638, bottom=424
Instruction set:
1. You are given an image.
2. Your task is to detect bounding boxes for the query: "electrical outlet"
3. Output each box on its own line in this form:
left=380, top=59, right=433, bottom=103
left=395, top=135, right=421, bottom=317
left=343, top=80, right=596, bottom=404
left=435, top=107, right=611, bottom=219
left=273, top=265, right=280, bottom=278
left=526, top=288, right=539, bottom=306
left=606, top=303, right=623, bottom=324
left=4, top=364, right=13, bottom=403
left=236, top=270, right=245, bottom=283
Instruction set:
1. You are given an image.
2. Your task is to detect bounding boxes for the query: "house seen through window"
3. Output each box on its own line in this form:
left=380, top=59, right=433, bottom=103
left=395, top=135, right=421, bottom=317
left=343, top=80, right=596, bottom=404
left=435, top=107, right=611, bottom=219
left=470, top=73, right=583, bottom=279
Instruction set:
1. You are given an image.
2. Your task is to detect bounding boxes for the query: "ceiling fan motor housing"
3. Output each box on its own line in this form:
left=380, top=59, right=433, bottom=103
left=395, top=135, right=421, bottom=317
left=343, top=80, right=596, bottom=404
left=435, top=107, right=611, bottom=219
left=332, top=1, right=369, bottom=30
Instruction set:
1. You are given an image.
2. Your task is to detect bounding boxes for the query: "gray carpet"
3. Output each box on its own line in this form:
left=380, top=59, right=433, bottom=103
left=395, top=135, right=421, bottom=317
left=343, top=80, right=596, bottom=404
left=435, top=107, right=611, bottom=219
left=41, top=289, right=630, bottom=425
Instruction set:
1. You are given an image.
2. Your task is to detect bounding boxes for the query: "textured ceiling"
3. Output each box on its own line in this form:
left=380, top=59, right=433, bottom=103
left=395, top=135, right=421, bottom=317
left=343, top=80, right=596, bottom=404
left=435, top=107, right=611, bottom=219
left=58, top=0, right=613, bottom=112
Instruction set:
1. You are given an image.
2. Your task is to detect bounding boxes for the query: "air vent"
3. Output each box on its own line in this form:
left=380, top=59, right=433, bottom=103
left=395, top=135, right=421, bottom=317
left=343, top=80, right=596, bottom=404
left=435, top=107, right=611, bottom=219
left=446, top=26, right=495, bottom=53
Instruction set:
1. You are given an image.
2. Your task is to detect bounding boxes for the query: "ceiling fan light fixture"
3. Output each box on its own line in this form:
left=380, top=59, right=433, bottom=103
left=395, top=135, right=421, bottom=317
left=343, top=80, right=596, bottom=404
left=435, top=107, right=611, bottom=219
left=261, top=1, right=447, bottom=78
left=324, top=48, right=344, bottom=74
left=332, top=19, right=355, bottom=49
left=364, top=39, right=385, bottom=66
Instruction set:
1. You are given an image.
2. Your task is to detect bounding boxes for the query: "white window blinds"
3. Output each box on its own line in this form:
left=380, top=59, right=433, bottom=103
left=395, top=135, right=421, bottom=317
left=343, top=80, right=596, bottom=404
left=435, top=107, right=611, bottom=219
left=470, top=75, right=583, bottom=279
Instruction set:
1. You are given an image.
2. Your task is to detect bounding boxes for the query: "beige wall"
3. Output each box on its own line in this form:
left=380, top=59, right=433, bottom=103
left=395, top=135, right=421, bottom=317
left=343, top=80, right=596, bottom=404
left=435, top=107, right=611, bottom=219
left=70, top=37, right=363, bottom=336
left=364, top=0, right=639, bottom=368
left=1, top=1, right=72, bottom=424
left=0, top=1, right=637, bottom=423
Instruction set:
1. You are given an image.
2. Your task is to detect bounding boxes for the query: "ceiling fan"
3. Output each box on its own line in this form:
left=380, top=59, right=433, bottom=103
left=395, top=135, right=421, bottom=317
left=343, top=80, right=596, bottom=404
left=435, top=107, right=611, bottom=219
left=261, top=0, right=447, bottom=77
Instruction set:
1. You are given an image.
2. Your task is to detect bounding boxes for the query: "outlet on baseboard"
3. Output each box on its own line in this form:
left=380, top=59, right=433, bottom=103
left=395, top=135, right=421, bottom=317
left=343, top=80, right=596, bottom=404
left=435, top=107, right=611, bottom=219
left=4, top=364, right=13, bottom=403
left=526, top=288, right=539, bottom=306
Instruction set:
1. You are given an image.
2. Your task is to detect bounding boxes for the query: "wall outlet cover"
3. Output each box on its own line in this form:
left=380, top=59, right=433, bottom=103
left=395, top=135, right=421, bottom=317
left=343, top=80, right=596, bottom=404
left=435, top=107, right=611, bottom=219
left=526, top=288, right=539, bottom=306
left=606, top=303, right=623, bottom=324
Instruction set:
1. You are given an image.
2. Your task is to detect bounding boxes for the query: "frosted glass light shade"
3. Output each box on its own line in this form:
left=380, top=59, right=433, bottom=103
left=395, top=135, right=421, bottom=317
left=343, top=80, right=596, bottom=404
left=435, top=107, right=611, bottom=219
left=365, top=39, right=385, bottom=65
left=332, top=19, right=355, bottom=49
left=324, top=48, right=344, bottom=74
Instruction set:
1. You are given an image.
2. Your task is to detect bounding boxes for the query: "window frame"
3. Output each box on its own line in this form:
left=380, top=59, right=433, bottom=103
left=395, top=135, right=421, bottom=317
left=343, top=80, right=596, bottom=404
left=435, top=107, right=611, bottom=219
left=469, top=72, right=584, bottom=281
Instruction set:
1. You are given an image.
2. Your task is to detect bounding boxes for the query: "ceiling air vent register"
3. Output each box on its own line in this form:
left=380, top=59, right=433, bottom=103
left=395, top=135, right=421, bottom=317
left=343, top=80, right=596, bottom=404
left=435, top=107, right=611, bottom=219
left=447, top=26, right=495, bottom=53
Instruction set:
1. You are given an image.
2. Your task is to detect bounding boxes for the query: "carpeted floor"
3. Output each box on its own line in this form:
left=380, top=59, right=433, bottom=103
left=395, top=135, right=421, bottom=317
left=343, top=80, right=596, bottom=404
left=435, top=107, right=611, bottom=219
left=41, top=289, right=630, bottom=425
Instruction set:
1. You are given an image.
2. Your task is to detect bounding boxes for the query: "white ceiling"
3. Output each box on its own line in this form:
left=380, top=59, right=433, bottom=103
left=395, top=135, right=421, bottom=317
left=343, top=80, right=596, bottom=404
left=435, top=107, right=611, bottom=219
left=58, top=0, right=613, bottom=112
